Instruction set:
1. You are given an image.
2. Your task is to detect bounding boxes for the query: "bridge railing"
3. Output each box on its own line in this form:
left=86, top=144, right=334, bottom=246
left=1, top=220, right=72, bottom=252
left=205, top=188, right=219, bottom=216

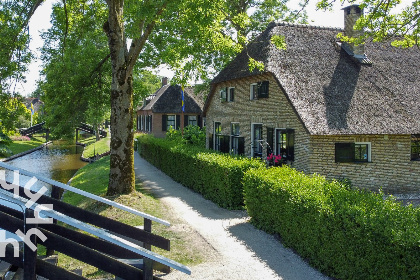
left=0, top=162, right=191, bottom=279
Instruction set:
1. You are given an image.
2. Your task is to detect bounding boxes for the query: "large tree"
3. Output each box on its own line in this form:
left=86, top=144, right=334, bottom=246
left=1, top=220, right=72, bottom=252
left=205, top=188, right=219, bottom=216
left=0, top=0, right=44, bottom=132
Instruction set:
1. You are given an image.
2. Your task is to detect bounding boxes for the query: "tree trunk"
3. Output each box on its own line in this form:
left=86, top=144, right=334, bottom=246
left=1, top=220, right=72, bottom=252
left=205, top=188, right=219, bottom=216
left=104, top=1, right=135, bottom=195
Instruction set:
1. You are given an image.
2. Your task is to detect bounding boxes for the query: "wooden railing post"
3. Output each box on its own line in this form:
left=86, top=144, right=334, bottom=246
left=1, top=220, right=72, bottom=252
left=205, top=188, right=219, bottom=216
left=143, top=218, right=153, bottom=280
left=23, top=208, right=37, bottom=280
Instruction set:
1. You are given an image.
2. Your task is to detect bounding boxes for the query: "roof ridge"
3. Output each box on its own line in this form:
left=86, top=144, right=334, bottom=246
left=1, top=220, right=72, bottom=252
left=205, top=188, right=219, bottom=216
left=268, top=21, right=343, bottom=32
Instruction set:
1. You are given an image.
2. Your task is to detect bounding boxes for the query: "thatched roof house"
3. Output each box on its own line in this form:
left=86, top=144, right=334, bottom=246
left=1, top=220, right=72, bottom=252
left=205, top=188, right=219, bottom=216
left=137, top=78, right=204, bottom=138
left=204, top=5, right=420, bottom=193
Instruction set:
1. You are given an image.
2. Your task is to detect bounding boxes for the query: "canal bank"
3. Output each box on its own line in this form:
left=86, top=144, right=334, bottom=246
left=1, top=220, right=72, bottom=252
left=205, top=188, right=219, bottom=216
left=0, top=141, right=87, bottom=193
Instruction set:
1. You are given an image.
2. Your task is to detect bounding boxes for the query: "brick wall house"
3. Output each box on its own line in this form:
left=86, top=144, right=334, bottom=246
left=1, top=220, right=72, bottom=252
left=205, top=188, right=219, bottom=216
left=203, top=5, right=420, bottom=194
left=137, top=78, right=204, bottom=138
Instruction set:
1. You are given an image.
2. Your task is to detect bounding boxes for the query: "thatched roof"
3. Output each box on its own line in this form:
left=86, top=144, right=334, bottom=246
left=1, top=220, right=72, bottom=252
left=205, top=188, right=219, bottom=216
left=140, top=85, right=203, bottom=114
left=209, top=22, right=420, bottom=135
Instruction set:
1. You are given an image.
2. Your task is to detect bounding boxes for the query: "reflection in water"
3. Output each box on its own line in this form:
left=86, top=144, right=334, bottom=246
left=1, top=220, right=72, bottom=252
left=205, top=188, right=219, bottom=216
left=1, top=141, right=87, bottom=194
left=0, top=141, right=87, bottom=240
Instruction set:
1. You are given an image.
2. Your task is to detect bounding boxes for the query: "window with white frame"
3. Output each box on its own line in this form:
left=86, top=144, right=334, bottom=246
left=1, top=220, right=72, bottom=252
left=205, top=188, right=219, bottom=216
left=167, top=115, right=176, bottom=131
left=188, top=115, right=197, bottom=126
left=275, top=129, right=294, bottom=161
left=230, top=123, right=240, bottom=155
left=214, top=122, right=222, bottom=151
left=251, top=123, right=263, bottom=158
left=335, top=142, right=371, bottom=163
left=250, top=83, right=258, bottom=100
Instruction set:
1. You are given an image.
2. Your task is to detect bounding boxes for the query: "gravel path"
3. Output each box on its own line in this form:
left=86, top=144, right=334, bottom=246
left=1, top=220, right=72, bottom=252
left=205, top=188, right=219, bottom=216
left=134, top=152, right=332, bottom=280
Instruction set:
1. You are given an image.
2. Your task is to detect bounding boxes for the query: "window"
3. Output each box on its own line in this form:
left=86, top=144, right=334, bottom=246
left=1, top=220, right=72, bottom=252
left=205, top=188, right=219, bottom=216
left=231, top=123, right=240, bottom=155
left=250, top=81, right=269, bottom=100
left=251, top=124, right=263, bottom=158
left=220, top=87, right=227, bottom=102
left=228, top=87, right=234, bottom=102
left=214, top=122, right=222, bottom=151
left=167, top=115, right=176, bottom=131
left=335, top=142, right=371, bottom=163
left=411, top=135, right=420, bottom=161
left=250, top=83, right=258, bottom=100
left=188, top=115, right=197, bottom=126
left=275, top=129, right=294, bottom=161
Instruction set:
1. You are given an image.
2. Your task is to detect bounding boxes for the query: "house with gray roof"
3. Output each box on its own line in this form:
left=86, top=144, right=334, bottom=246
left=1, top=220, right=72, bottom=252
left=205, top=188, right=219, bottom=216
left=137, top=78, right=204, bottom=138
left=203, top=5, right=420, bottom=194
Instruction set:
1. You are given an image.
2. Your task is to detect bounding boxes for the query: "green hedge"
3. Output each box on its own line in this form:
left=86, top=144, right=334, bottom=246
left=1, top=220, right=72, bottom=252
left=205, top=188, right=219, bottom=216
left=137, top=134, right=264, bottom=209
left=243, top=166, right=420, bottom=280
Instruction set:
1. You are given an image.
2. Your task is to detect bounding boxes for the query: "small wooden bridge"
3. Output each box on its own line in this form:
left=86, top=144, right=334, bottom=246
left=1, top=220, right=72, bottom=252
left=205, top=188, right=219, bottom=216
left=0, top=161, right=191, bottom=279
left=19, top=122, right=107, bottom=138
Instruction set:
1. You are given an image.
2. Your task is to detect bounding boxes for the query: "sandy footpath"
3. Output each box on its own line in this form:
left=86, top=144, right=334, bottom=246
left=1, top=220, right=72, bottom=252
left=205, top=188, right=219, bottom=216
left=134, top=152, right=331, bottom=280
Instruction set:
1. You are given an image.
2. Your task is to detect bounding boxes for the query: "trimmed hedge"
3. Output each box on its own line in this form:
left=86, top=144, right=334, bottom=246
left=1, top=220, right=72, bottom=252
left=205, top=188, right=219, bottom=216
left=137, top=134, right=264, bottom=209
left=243, top=166, right=420, bottom=280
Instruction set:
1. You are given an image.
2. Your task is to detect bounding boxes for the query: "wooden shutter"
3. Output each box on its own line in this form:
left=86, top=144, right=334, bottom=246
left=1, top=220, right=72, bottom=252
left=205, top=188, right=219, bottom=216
left=184, top=115, right=189, bottom=128
left=335, top=143, right=355, bottom=163
left=209, top=134, right=214, bottom=150
left=258, top=81, right=269, bottom=98
left=162, top=115, right=167, bottom=131
left=150, top=115, right=152, bottom=132
left=221, top=135, right=230, bottom=153
left=238, top=137, right=245, bottom=155
left=267, top=127, right=274, bottom=155
left=176, top=115, right=181, bottom=130
left=287, top=129, right=294, bottom=161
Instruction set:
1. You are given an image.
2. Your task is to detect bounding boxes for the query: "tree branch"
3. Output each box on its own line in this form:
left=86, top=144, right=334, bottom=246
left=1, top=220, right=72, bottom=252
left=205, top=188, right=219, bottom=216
left=126, top=2, right=168, bottom=74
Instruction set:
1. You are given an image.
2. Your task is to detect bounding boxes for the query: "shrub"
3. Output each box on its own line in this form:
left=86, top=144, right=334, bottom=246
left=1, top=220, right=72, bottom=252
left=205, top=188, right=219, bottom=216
left=137, top=134, right=264, bottom=208
left=243, top=167, right=420, bottom=280
left=0, top=132, right=12, bottom=157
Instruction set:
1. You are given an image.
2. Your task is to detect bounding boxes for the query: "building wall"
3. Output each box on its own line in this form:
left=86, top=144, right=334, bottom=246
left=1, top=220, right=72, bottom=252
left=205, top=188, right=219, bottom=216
left=206, top=74, right=420, bottom=194
left=309, top=134, right=420, bottom=194
left=206, top=73, right=311, bottom=172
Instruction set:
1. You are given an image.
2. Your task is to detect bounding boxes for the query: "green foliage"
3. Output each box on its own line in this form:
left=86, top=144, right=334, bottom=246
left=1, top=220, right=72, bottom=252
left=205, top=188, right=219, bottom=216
left=243, top=167, right=420, bottom=280
left=183, top=125, right=206, bottom=147
left=0, top=132, right=12, bottom=157
left=317, top=0, right=420, bottom=49
left=248, top=57, right=265, bottom=72
left=137, top=134, right=264, bottom=209
left=166, top=125, right=206, bottom=148
left=0, top=1, right=41, bottom=90
left=0, top=96, right=31, bottom=134
left=41, top=0, right=110, bottom=139
left=271, top=34, right=287, bottom=50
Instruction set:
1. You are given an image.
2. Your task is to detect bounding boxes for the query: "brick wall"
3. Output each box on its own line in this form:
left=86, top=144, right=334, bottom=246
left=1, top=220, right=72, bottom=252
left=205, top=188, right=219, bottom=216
left=309, top=135, right=420, bottom=194
left=206, top=73, right=420, bottom=194
left=206, top=73, right=311, bottom=172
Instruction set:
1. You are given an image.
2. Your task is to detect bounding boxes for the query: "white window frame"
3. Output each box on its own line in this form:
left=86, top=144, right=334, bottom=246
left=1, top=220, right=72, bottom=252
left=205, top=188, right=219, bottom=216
left=355, top=142, right=371, bottom=162
left=251, top=123, right=263, bottom=157
left=230, top=122, right=240, bottom=155
left=167, top=114, right=176, bottom=131
left=250, top=83, right=258, bottom=100
left=188, top=115, right=197, bottom=126
left=214, top=121, right=222, bottom=151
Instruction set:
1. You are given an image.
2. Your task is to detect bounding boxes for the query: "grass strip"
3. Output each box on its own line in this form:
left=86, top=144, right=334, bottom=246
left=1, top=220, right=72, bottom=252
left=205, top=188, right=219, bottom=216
left=0, top=134, right=46, bottom=158
left=54, top=156, right=204, bottom=278
left=82, top=136, right=110, bottom=159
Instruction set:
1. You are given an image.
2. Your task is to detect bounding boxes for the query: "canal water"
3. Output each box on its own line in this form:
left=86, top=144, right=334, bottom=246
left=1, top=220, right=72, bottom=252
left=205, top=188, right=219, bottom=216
left=1, top=141, right=87, bottom=193
left=0, top=141, right=87, bottom=240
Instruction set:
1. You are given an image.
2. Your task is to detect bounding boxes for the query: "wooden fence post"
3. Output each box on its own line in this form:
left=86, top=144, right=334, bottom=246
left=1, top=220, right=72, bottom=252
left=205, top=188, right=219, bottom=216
left=23, top=208, right=37, bottom=280
left=143, top=218, right=153, bottom=280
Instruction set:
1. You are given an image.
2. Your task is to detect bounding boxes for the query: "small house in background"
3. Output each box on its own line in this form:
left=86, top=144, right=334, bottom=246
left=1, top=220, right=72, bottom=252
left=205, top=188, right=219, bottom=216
left=137, top=77, right=204, bottom=138
left=24, top=98, right=44, bottom=115
left=203, top=5, right=420, bottom=194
